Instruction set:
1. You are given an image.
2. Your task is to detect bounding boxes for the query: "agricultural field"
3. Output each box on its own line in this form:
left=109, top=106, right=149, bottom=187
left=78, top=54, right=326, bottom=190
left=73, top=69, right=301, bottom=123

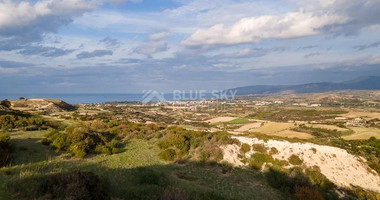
left=264, top=130, right=314, bottom=139
left=250, top=122, right=296, bottom=134
left=342, top=127, right=380, bottom=140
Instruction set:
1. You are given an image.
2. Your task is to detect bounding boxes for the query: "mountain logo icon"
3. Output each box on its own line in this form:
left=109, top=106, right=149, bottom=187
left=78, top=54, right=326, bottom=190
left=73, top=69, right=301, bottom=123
left=142, top=90, right=167, bottom=105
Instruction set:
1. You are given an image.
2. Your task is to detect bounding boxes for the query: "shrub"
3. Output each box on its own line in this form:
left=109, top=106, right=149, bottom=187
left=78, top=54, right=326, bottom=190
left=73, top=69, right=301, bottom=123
left=135, top=168, right=168, bottom=186
left=0, top=99, right=11, bottom=108
left=249, top=159, right=263, bottom=170
left=305, top=169, right=338, bottom=199
left=252, top=143, right=267, bottom=153
left=159, top=149, right=176, bottom=161
left=45, top=122, right=121, bottom=158
left=157, top=127, right=229, bottom=162
left=265, top=168, right=310, bottom=194
left=95, top=145, right=111, bottom=155
left=270, top=147, right=279, bottom=154
left=289, top=155, right=303, bottom=165
left=249, top=153, right=275, bottom=170
left=0, top=112, right=57, bottom=131
left=252, top=153, right=274, bottom=163
left=265, top=168, right=292, bottom=192
left=295, top=186, right=324, bottom=200
left=0, top=132, right=11, bottom=167
left=38, top=171, right=109, bottom=200
left=197, top=141, right=223, bottom=162
left=240, top=143, right=251, bottom=154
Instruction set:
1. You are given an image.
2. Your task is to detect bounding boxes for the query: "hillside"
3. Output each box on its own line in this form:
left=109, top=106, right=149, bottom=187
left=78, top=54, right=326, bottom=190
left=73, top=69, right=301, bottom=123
left=10, top=98, right=76, bottom=113
left=227, top=76, right=380, bottom=95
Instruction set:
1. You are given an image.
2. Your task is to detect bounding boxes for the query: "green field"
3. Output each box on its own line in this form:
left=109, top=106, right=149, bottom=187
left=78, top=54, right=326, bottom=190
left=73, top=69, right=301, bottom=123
left=226, top=118, right=250, bottom=124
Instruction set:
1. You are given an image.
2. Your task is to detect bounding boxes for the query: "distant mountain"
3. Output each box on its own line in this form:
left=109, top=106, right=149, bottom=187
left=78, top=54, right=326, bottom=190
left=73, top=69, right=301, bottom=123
left=227, top=76, right=380, bottom=95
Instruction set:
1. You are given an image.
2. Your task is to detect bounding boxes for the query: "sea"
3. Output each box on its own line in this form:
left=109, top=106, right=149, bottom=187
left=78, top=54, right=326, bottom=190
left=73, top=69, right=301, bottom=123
left=0, top=93, right=232, bottom=104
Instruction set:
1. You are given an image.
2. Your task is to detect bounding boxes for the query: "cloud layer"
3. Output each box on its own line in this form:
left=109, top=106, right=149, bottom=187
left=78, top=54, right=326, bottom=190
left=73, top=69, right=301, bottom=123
left=183, top=11, right=348, bottom=46
left=0, top=0, right=379, bottom=93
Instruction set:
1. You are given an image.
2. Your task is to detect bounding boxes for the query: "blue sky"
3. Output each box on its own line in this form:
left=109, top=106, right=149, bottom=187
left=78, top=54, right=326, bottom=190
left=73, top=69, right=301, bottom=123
left=0, top=0, right=379, bottom=93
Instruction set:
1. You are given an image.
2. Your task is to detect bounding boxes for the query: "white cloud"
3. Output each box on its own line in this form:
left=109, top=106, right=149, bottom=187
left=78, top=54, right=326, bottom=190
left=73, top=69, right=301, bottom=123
left=0, top=0, right=141, bottom=42
left=133, top=32, right=169, bottom=57
left=0, top=0, right=95, bottom=28
left=149, top=32, right=169, bottom=41
left=182, top=10, right=348, bottom=46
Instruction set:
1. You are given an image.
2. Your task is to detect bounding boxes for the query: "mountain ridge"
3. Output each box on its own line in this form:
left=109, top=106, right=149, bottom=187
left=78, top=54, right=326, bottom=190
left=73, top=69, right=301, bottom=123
left=227, top=76, right=380, bottom=95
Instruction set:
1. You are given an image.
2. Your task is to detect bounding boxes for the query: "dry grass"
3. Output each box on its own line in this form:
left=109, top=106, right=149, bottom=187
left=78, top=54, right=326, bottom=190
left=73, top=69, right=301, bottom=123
left=234, top=123, right=262, bottom=132
left=308, top=124, right=348, bottom=132
left=206, top=117, right=236, bottom=123
left=341, top=111, right=380, bottom=120
left=342, top=127, right=380, bottom=140
left=250, top=122, right=295, bottom=134
left=268, top=130, right=313, bottom=139
left=249, top=122, right=312, bottom=139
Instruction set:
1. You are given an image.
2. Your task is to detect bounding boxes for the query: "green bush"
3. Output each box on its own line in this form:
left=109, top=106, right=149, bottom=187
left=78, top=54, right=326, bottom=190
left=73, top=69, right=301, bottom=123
left=248, top=153, right=275, bottom=170
left=265, top=168, right=310, bottom=194
left=157, top=126, right=230, bottom=162
left=95, top=145, right=111, bottom=155
left=240, top=143, right=251, bottom=154
left=0, top=99, right=11, bottom=108
left=197, top=141, right=223, bottom=162
left=270, top=147, right=279, bottom=154
left=252, top=143, right=267, bottom=153
left=45, top=122, right=121, bottom=158
left=0, top=112, right=57, bottom=131
left=159, top=149, right=176, bottom=161
left=289, top=155, right=303, bottom=165
left=0, top=132, right=11, bottom=167
left=38, top=171, right=109, bottom=200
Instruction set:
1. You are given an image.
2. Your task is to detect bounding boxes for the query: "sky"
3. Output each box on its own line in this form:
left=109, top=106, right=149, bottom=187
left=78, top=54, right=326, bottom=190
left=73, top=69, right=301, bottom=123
left=0, top=0, right=379, bottom=94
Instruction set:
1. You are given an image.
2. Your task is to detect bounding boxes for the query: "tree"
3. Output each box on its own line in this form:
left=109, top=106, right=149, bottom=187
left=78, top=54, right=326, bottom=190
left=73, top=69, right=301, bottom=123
left=0, top=99, right=11, bottom=108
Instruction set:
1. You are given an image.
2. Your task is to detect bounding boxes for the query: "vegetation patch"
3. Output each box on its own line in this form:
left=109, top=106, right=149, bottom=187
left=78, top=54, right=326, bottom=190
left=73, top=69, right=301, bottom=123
left=0, top=111, right=59, bottom=132
left=288, top=155, right=303, bottom=165
left=293, top=124, right=353, bottom=138
left=256, top=108, right=347, bottom=122
left=240, top=143, right=251, bottom=154
left=226, top=118, right=250, bottom=124
left=44, top=120, right=122, bottom=158
left=0, top=133, right=11, bottom=167
left=157, top=126, right=233, bottom=162
left=6, top=171, right=109, bottom=200
left=251, top=143, right=268, bottom=153
left=265, top=168, right=338, bottom=200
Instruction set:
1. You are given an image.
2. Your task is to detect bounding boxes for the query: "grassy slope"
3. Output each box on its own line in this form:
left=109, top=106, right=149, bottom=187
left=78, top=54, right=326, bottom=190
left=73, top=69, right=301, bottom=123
left=8, top=131, right=59, bottom=165
left=0, top=131, right=287, bottom=200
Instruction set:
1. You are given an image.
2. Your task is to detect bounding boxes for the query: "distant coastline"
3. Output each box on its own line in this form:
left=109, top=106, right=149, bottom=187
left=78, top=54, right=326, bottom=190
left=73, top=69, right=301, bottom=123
left=0, top=93, right=222, bottom=104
